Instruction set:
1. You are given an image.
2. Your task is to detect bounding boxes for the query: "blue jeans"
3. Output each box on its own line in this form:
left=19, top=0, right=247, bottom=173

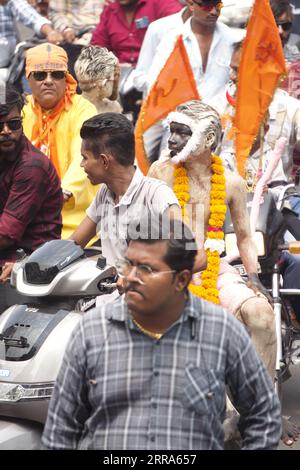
left=290, top=196, right=300, bottom=219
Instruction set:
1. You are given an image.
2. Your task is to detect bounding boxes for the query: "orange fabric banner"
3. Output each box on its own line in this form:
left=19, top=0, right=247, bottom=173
left=135, top=35, right=200, bottom=175
left=235, top=0, right=286, bottom=177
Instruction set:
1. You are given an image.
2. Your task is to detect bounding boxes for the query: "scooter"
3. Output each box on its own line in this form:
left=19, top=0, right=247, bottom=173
left=0, top=239, right=117, bottom=449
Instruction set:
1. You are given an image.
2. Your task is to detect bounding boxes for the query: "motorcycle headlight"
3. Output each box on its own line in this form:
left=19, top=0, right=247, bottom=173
left=0, top=382, right=54, bottom=402
left=225, top=231, right=265, bottom=257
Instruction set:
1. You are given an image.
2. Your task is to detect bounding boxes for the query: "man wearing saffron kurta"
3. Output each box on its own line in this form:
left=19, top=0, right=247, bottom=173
left=22, top=43, right=98, bottom=240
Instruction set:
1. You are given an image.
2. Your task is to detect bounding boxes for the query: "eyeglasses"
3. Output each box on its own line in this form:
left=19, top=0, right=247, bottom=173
left=116, top=259, right=176, bottom=285
left=193, top=1, right=223, bottom=12
left=276, top=21, right=293, bottom=31
left=31, top=71, right=66, bottom=81
left=0, top=118, right=22, bottom=132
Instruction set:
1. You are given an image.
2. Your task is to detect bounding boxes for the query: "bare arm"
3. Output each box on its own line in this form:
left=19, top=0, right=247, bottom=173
left=69, top=216, right=97, bottom=249
left=40, top=24, right=64, bottom=44
left=147, top=161, right=161, bottom=179
left=227, top=176, right=272, bottom=297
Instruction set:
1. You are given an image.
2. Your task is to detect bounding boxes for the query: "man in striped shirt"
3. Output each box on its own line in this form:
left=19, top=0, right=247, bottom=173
left=42, top=218, right=281, bottom=450
left=48, top=0, right=105, bottom=45
left=0, top=0, right=62, bottom=68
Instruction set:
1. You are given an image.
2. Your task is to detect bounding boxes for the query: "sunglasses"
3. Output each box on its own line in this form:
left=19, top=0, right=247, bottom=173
left=193, top=1, right=223, bottom=11
left=116, top=259, right=176, bottom=285
left=276, top=21, right=293, bottom=31
left=31, top=71, right=66, bottom=81
left=0, top=118, right=22, bottom=132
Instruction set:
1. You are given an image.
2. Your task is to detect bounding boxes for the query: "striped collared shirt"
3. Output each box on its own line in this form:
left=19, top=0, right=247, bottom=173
left=48, top=0, right=104, bottom=34
left=0, top=0, right=50, bottom=41
left=42, top=293, right=281, bottom=450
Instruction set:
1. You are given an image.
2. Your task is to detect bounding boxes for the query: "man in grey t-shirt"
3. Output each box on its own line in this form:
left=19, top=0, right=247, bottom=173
left=70, top=113, right=181, bottom=265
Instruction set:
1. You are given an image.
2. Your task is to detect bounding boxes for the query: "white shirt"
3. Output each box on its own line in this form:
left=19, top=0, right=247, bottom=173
left=146, top=18, right=245, bottom=100
left=220, top=141, right=287, bottom=201
left=86, top=168, right=179, bottom=266
left=132, top=9, right=185, bottom=94
left=209, top=86, right=300, bottom=180
left=268, top=89, right=300, bottom=178
left=221, top=141, right=286, bottom=181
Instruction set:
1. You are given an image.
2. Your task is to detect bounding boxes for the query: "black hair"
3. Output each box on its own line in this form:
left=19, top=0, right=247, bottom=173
left=127, top=217, right=197, bottom=273
left=80, top=112, right=135, bottom=166
left=270, top=0, right=292, bottom=19
left=0, top=84, right=25, bottom=117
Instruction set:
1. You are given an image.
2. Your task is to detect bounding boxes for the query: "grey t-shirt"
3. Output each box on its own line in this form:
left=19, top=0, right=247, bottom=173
left=86, top=168, right=179, bottom=266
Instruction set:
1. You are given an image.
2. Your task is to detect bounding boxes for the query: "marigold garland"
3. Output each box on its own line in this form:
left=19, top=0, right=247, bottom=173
left=173, top=155, right=226, bottom=304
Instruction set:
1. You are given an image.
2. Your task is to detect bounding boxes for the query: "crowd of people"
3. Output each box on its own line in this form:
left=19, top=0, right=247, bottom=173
left=1, top=0, right=300, bottom=451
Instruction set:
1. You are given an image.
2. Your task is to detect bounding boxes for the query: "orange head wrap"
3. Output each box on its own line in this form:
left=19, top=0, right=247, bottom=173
left=25, top=43, right=78, bottom=178
left=26, top=43, right=68, bottom=77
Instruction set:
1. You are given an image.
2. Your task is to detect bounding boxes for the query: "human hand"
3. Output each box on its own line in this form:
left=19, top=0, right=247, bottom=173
left=247, top=272, right=273, bottom=303
left=62, top=189, right=73, bottom=202
left=63, top=28, right=76, bottom=43
left=46, top=30, right=64, bottom=45
left=0, top=262, right=14, bottom=283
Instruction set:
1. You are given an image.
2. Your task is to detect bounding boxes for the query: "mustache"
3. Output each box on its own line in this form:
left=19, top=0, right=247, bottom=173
left=0, top=137, right=16, bottom=143
left=125, top=284, right=140, bottom=293
left=124, top=283, right=144, bottom=297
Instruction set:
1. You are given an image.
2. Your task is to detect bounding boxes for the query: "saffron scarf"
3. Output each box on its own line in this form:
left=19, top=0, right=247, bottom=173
left=30, top=73, right=77, bottom=177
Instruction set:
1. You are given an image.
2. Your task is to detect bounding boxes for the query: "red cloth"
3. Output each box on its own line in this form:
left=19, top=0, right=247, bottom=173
left=0, top=137, right=63, bottom=266
left=91, top=0, right=182, bottom=66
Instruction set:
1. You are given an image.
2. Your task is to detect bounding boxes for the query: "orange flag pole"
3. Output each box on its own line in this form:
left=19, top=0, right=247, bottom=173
left=235, top=0, right=286, bottom=177
left=135, top=35, right=200, bottom=175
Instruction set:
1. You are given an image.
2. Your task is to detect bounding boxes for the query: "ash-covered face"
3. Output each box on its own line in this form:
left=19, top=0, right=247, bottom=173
left=168, top=122, right=193, bottom=157
left=168, top=115, right=218, bottom=164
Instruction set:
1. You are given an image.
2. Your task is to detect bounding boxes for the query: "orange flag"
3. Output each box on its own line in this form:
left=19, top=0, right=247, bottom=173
left=235, top=0, right=286, bottom=177
left=135, top=35, right=200, bottom=175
